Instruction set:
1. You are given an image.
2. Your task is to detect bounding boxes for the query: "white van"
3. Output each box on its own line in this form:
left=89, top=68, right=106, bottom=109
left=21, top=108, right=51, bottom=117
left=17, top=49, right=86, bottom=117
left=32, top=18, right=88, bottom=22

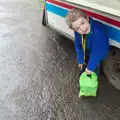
left=42, top=0, right=120, bottom=90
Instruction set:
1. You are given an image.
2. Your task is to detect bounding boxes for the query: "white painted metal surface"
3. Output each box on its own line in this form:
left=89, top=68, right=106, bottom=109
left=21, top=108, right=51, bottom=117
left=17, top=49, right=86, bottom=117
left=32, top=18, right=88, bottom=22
left=47, top=11, right=74, bottom=37
left=64, top=0, right=120, bottom=18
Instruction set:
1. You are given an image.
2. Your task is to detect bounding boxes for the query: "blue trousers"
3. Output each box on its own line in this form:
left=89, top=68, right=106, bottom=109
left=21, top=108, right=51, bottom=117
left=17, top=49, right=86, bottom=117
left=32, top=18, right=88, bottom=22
left=80, top=50, right=100, bottom=76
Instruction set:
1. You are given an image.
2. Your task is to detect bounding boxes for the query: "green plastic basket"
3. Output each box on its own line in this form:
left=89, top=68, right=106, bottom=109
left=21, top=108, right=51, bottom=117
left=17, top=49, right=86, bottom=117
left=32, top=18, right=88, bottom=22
left=79, top=72, right=98, bottom=97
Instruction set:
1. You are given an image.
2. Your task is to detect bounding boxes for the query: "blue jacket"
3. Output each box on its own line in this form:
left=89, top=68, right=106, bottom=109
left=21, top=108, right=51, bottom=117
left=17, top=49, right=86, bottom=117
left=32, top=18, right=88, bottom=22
left=74, top=17, right=109, bottom=71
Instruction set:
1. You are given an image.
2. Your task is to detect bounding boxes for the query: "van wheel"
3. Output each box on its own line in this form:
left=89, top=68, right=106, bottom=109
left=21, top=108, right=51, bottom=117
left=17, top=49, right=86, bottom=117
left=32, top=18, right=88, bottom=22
left=103, top=48, right=120, bottom=90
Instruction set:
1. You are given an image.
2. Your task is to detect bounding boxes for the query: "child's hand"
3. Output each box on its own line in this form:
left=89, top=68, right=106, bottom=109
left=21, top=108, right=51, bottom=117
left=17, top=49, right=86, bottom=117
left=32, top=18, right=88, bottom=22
left=85, top=68, right=93, bottom=74
left=78, top=64, right=83, bottom=70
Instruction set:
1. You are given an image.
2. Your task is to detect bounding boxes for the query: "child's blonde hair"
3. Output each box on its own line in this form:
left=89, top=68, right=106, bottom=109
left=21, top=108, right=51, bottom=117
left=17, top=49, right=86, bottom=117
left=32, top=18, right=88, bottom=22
left=66, top=8, right=87, bottom=29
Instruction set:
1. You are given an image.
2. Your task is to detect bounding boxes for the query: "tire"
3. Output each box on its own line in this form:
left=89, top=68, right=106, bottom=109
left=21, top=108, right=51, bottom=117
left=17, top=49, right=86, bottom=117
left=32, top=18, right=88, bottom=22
left=103, top=48, right=120, bottom=90
left=42, top=7, right=47, bottom=26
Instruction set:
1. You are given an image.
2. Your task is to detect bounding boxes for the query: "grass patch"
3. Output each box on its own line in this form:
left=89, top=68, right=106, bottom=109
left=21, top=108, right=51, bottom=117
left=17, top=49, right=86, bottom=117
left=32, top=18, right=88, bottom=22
left=39, top=0, right=45, bottom=9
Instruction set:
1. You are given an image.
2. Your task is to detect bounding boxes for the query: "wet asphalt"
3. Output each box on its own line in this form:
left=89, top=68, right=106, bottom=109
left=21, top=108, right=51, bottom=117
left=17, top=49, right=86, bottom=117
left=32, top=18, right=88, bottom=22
left=0, top=0, right=120, bottom=120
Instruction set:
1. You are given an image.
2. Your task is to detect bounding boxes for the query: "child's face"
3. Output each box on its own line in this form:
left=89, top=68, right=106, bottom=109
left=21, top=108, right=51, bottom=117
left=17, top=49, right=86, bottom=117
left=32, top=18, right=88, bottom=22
left=72, top=16, right=90, bottom=34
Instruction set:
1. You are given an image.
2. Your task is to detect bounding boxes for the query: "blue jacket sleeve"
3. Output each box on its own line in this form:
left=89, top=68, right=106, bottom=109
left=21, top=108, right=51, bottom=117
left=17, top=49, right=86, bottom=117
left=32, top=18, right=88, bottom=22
left=87, top=31, right=109, bottom=71
left=74, top=31, right=84, bottom=64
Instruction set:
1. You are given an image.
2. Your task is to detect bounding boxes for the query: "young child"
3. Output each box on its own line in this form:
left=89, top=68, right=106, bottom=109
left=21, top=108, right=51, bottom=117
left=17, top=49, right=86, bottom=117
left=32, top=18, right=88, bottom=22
left=66, top=8, right=109, bottom=75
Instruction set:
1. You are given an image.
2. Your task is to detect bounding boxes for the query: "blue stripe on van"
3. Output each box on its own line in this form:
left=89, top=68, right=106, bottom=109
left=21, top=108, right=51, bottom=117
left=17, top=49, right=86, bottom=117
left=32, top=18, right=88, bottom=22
left=46, top=3, right=68, bottom=17
left=106, top=25, right=120, bottom=43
